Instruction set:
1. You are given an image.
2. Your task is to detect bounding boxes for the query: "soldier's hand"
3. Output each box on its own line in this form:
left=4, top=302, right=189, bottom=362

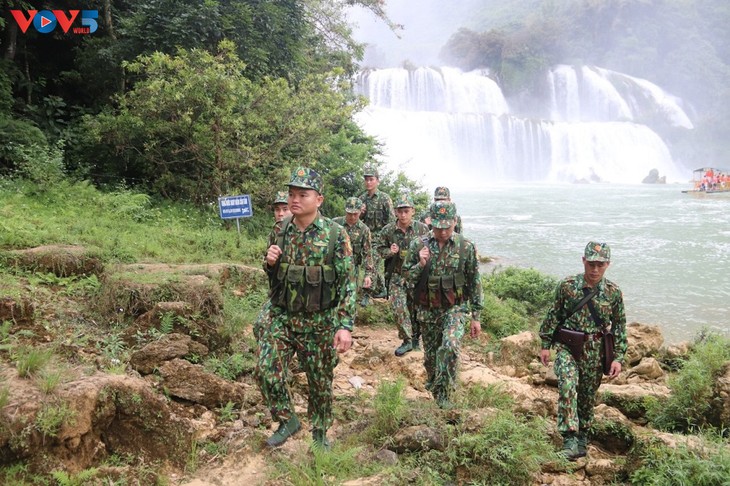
left=390, top=243, right=399, bottom=255
left=334, top=330, right=352, bottom=353
left=418, top=246, right=430, bottom=267
left=608, top=361, right=622, bottom=379
left=265, top=245, right=282, bottom=267
left=363, top=276, right=372, bottom=288
left=540, top=349, right=551, bottom=367
left=470, top=319, right=481, bottom=338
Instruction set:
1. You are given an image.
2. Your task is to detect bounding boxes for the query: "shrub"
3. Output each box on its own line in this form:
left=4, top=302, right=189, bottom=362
left=447, top=411, right=558, bottom=485
left=483, top=267, right=557, bottom=317
left=646, top=333, right=730, bottom=432
left=630, top=436, right=730, bottom=486
left=480, top=293, right=531, bottom=338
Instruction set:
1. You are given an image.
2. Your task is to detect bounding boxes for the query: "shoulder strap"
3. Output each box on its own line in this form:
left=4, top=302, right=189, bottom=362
left=325, top=221, right=339, bottom=265
left=586, top=296, right=609, bottom=331
left=566, top=286, right=599, bottom=322
left=456, top=234, right=467, bottom=274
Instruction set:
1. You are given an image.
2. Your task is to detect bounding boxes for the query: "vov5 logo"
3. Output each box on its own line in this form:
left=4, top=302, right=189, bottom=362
left=10, top=10, right=98, bottom=35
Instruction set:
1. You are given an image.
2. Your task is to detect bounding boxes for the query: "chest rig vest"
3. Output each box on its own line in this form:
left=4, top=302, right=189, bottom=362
left=270, top=216, right=340, bottom=312
left=415, top=234, right=468, bottom=308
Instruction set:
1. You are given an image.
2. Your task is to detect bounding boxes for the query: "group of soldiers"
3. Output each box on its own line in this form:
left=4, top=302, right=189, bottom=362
left=252, top=164, right=628, bottom=463
left=253, top=165, right=483, bottom=450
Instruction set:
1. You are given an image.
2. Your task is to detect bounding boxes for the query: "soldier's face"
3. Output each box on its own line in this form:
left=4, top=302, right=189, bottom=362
left=364, top=176, right=379, bottom=192
left=396, top=207, right=413, bottom=225
left=433, top=222, right=455, bottom=244
left=273, top=203, right=291, bottom=222
left=345, top=211, right=360, bottom=225
left=582, top=258, right=610, bottom=287
left=288, top=188, right=323, bottom=217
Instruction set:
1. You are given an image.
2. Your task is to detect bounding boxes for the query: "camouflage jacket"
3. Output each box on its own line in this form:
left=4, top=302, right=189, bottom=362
left=265, top=213, right=357, bottom=332
left=539, top=274, right=627, bottom=363
left=403, top=232, right=483, bottom=319
left=376, top=220, right=429, bottom=281
left=419, top=210, right=463, bottom=234
left=358, top=189, right=395, bottom=232
left=332, top=217, right=374, bottom=279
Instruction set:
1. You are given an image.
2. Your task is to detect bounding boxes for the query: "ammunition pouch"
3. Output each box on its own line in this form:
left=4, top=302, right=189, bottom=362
left=417, top=272, right=465, bottom=308
left=271, top=263, right=337, bottom=312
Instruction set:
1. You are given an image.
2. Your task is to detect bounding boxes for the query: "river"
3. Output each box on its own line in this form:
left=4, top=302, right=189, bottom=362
left=456, top=183, right=730, bottom=343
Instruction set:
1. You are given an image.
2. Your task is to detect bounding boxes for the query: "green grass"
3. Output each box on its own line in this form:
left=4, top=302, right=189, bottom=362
left=646, top=332, right=730, bottom=432
left=15, top=347, right=53, bottom=378
left=629, top=435, right=730, bottom=485
left=0, top=178, right=267, bottom=264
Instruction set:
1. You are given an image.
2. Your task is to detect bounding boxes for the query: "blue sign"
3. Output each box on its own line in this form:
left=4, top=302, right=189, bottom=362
left=218, top=195, right=253, bottom=219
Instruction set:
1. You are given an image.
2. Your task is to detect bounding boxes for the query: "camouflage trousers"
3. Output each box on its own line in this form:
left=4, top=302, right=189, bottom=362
left=253, top=299, right=273, bottom=340
left=554, top=340, right=603, bottom=434
left=367, top=250, right=386, bottom=296
left=419, top=305, right=467, bottom=402
left=255, top=314, right=338, bottom=431
left=388, top=278, right=416, bottom=341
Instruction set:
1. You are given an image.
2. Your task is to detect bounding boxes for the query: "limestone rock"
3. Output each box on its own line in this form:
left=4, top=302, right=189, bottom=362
left=625, top=323, right=664, bottom=365
left=391, top=425, right=446, bottom=453
left=157, top=358, right=246, bottom=409
left=130, top=333, right=209, bottom=375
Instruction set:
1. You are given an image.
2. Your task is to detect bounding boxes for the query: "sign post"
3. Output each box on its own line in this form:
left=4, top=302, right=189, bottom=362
left=218, top=195, right=253, bottom=236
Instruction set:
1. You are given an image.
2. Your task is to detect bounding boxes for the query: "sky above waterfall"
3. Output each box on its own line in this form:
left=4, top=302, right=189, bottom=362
left=348, top=0, right=488, bottom=67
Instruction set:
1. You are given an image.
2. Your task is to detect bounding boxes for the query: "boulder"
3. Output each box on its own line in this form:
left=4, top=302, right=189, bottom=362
left=130, top=333, right=209, bottom=375
left=625, top=323, right=664, bottom=365
left=627, top=357, right=664, bottom=381
left=391, top=425, right=446, bottom=453
left=642, top=168, right=666, bottom=184
left=498, top=331, right=540, bottom=373
left=597, top=383, right=670, bottom=420
left=157, top=359, right=247, bottom=409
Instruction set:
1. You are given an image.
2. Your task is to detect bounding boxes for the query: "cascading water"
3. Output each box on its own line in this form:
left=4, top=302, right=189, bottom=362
left=354, top=66, right=692, bottom=187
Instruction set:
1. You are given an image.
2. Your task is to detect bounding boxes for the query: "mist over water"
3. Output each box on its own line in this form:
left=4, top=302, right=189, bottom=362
left=458, top=184, right=730, bottom=344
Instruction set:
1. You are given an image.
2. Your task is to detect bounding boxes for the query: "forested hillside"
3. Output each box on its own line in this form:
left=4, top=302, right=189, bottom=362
left=0, top=0, right=416, bottom=226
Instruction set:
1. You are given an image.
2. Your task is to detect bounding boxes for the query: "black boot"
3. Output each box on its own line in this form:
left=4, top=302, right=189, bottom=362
left=265, top=415, right=301, bottom=447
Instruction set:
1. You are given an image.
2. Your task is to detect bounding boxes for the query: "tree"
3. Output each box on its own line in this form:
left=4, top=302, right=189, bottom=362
left=82, top=41, right=374, bottom=210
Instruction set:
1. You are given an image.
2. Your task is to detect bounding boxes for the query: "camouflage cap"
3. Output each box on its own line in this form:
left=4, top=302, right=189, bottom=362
left=430, top=201, right=457, bottom=229
left=287, top=166, right=323, bottom=194
left=434, top=186, right=451, bottom=200
left=395, top=193, right=414, bottom=208
left=273, top=191, right=288, bottom=205
left=363, top=164, right=379, bottom=178
left=345, top=197, right=363, bottom=213
left=584, top=241, right=611, bottom=262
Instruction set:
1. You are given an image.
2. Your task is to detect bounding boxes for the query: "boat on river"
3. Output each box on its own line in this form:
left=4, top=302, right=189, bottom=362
left=681, top=167, right=730, bottom=195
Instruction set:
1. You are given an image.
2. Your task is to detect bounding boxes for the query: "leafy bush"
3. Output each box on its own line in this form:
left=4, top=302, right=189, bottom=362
left=646, top=333, right=730, bottom=432
left=483, top=267, right=557, bottom=317
left=480, top=293, right=531, bottom=338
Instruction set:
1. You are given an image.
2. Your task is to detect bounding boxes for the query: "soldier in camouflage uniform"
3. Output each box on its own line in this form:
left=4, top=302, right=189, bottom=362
left=358, top=164, right=395, bottom=299
left=404, top=201, right=483, bottom=408
left=254, top=191, right=292, bottom=340
left=256, top=167, right=356, bottom=450
left=539, top=242, right=627, bottom=460
left=376, top=194, right=429, bottom=356
left=333, top=197, right=374, bottom=305
left=419, top=186, right=462, bottom=233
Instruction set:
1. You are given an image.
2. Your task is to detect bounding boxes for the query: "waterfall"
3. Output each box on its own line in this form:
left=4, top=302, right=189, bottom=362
left=354, top=66, right=692, bottom=187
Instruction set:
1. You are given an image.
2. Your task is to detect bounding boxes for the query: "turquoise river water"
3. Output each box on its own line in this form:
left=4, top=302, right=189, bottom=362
left=455, top=183, right=730, bottom=343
